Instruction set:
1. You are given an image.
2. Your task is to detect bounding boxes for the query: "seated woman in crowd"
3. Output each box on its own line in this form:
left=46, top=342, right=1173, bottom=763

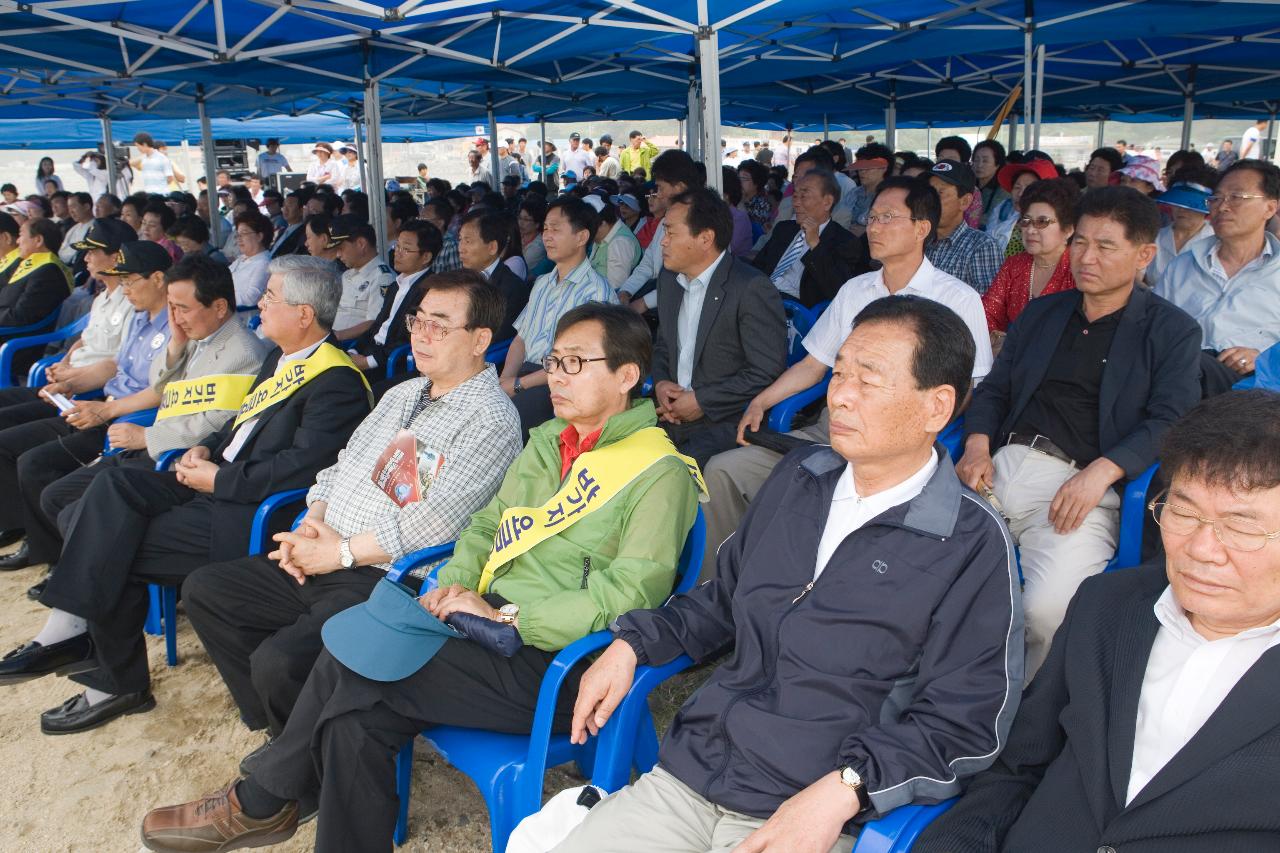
left=987, top=157, right=1058, bottom=255
left=1144, top=169, right=1216, bottom=289
left=982, top=177, right=1080, bottom=347
left=228, top=211, right=275, bottom=307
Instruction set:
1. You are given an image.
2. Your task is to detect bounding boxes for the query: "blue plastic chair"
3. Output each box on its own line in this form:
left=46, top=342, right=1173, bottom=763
left=938, top=416, right=965, bottom=461
left=767, top=372, right=831, bottom=432
left=389, top=507, right=707, bottom=850
left=1103, top=462, right=1160, bottom=573
left=385, top=337, right=513, bottom=379
left=781, top=298, right=818, bottom=366
left=851, top=798, right=959, bottom=852
left=0, top=313, right=90, bottom=387
left=0, top=308, right=61, bottom=341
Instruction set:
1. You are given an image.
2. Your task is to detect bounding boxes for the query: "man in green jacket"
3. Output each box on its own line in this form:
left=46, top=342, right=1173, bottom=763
left=619, top=130, right=660, bottom=180
left=140, top=302, right=702, bottom=853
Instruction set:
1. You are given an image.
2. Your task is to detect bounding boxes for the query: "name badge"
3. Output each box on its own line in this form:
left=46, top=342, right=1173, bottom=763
left=150, top=333, right=166, bottom=349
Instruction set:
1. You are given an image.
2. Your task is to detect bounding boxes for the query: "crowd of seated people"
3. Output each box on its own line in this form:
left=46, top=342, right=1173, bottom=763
left=0, top=132, right=1276, bottom=853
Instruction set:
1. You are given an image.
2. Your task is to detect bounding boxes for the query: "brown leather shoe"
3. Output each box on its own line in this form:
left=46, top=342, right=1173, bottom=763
left=140, top=781, right=298, bottom=852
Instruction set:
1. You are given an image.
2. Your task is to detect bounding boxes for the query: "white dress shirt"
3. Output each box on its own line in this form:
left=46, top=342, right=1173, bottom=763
left=229, top=251, right=271, bottom=307
left=1126, top=586, right=1280, bottom=804
left=814, top=452, right=937, bottom=579
left=675, top=252, right=725, bottom=388
left=803, top=257, right=994, bottom=381
left=364, top=269, right=430, bottom=368
left=221, top=339, right=325, bottom=462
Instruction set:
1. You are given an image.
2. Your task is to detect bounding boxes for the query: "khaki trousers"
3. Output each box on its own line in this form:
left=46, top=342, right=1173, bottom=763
left=552, top=766, right=856, bottom=853
left=993, top=444, right=1120, bottom=681
left=701, top=409, right=830, bottom=580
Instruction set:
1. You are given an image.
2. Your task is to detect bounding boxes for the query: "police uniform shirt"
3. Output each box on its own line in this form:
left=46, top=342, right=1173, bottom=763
left=334, top=255, right=396, bottom=331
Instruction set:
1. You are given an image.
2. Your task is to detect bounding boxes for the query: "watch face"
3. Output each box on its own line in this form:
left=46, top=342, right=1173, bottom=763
left=841, top=766, right=862, bottom=788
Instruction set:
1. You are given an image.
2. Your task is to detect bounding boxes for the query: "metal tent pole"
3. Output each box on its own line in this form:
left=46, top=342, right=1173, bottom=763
left=487, top=104, right=501, bottom=191
left=686, top=80, right=702, bottom=161
left=1266, top=107, right=1278, bottom=163
left=99, top=114, right=119, bottom=196
left=363, top=81, right=388, bottom=259
left=1023, top=6, right=1033, bottom=150
left=538, top=117, right=548, bottom=195
left=1096, top=117, right=1106, bottom=149
left=1008, top=113, right=1017, bottom=151
left=1032, top=44, right=1045, bottom=151
left=697, top=6, right=723, bottom=192
left=1180, top=67, right=1197, bottom=151
left=885, top=84, right=897, bottom=150
left=353, top=112, right=368, bottom=192
left=196, top=92, right=221, bottom=248
left=927, top=122, right=933, bottom=154
left=822, top=113, right=829, bottom=142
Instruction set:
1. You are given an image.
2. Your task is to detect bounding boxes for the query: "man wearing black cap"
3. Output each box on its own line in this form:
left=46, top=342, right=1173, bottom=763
left=0, top=255, right=372, bottom=733
left=328, top=215, right=395, bottom=339
left=563, top=131, right=594, bottom=184
left=500, top=174, right=522, bottom=214
left=925, top=160, right=1003, bottom=295
left=0, top=240, right=171, bottom=565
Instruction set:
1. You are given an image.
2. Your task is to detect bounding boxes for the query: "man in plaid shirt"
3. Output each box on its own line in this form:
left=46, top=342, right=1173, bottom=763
left=925, top=161, right=1004, bottom=295
left=182, top=269, right=522, bottom=737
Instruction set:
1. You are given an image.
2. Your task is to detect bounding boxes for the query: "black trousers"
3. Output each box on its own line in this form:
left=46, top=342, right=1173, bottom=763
left=251, top=643, right=580, bottom=853
left=184, top=556, right=383, bottom=735
left=39, top=451, right=154, bottom=563
left=1200, top=349, right=1249, bottom=398
left=663, top=419, right=740, bottom=469
left=0, top=409, right=105, bottom=540
left=0, top=385, right=56, bottom=430
left=513, top=362, right=554, bottom=442
left=38, top=465, right=214, bottom=695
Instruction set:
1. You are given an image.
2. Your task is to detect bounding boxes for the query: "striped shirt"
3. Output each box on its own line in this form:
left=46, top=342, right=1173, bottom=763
left=515, top=256, right=617, bottom=364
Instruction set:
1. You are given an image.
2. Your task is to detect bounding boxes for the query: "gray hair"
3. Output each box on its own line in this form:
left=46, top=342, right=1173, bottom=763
left=268, top=255, right=341, bottom=330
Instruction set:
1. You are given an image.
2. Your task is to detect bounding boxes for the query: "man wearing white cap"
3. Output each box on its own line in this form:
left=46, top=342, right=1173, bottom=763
left=306, top=143, right=340, bottom=187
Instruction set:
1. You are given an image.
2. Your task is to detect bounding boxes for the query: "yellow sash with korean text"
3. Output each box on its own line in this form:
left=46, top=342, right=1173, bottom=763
left=7, top=251, right=72, bottom=290
left=231, top=342, right=371, bottom=429
left=156, top=373, right=258, bottom=421
left=476, top=426, right=707, bottom=594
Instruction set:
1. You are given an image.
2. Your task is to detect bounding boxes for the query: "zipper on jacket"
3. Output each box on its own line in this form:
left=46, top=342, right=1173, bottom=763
left=791, top=580, right=814, bottom=604
left=580, top=555, right=592, bottom=589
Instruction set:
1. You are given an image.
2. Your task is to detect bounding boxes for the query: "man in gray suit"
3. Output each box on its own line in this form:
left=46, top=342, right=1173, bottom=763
left=27, top=253, right=269, bottom=573
left=652, top=188, right=788, bottom=467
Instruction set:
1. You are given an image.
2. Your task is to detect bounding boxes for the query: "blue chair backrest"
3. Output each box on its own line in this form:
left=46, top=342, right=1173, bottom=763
left=100, top=408, right=159, bottom=456
left=782, top=299, right=817, bottom=366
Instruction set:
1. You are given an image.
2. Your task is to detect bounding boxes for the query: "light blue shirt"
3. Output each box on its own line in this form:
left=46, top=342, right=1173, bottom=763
left=675, top=252, right=726, bottom=388
left=1155, top=232, right=1280, bottom=352
left=105, top=308, right=170, bottom=399
left=515, top=256, right=617, bottom=364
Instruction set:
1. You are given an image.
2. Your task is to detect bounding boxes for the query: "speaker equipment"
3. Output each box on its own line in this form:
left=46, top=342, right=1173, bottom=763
left=273, top=172, right=308, bottom=194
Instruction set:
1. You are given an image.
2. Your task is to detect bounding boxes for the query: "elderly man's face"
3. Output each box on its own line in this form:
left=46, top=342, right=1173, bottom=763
left=1162, top=475, right=1280, bottom=638
left=826, top=321, right=951, bottom=466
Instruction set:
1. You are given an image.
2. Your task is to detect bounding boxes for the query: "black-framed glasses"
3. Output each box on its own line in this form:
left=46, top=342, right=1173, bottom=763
left=1017, top=215, right=1058, bottom=230
left=404, top=315, right=464, bottom=341
left=1148, top=493, right=1280, bottom=552
left=541, top=354, right=608, bottom=375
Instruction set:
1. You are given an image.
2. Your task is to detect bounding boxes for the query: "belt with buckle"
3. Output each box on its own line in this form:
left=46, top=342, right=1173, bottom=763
left=1005, top=433, right=1075, bottom=467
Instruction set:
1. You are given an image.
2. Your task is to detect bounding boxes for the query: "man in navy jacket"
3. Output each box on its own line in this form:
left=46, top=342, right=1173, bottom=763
left=555, top=295, right=1022, bottom=853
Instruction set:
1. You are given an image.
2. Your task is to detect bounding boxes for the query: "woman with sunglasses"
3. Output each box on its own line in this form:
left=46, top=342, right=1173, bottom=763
left=982, top=177, right=1081, bottom=349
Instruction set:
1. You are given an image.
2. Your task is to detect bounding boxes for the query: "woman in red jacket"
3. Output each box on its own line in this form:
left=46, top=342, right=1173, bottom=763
left=983, top=178, right=1080, bottom=349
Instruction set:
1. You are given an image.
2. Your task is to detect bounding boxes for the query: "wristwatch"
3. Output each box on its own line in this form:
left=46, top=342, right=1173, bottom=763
left=513, top=376, right=524, bottom=394
left=839, top=766, right=870, bottom=813
left=496, top=603, right=520, bottom=625
left=338, top=537, right=357, bottom=570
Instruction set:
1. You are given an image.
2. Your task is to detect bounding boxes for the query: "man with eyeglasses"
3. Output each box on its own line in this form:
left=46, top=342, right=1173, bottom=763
left=925, top=161, right=1004, bottom=295
left=0, top=256, right=371, bottom=734
left=174, top=269, right=521, bottom=741
left=957, top=186, right=1203, bottom=680
left=702, top=177, right=992, bottom=574
left=1154, top=160, right=1280, bottom=397
left=919, top=389, right=1280, bottom=853
left=140, top=302, right=701, bottom=853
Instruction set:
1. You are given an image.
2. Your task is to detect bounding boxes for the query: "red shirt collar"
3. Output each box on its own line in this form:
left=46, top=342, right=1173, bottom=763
left=559, top=424, right=603, bottom=478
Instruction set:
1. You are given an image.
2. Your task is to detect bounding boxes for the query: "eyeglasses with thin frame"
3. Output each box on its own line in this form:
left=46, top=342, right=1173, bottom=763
left=1017, top=215, right=1058, bottom=230
left=541, top=354, right=608, bottom=375
left=404, top=314, right=465, bottom=341
left=865, top=211, right=920, bottom=227
left=1206, top=192, right=1268, bottom=208
left=258, top=289, right=298, bottom=308
left=1148, top=493, right=1280, bottom=552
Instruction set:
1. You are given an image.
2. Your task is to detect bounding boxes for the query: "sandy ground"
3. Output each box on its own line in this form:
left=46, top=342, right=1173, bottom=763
left=0, top=542, right=709, bottom=853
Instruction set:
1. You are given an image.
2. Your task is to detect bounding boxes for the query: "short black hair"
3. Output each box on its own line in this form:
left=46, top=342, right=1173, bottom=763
left=234, top=210, right=276, bottom=246
left=417, top=268, right=506, bottom=338
left=0, top=212, right=17, bottom=238
left=794, top=147, right=835, bottom=172
left=345, top=222, right=377, bottom=247
left=1018, top=178, right=1080, bottom=230
left=1222, top=159, right=1280, bottom=201
left=26, top=217, right=63, bottom=254
left=1164, top=149, right=1205, bottom=182
left=460, top=208, right=513, bottom=254
left=797, top=168, right=841, bottom=207
left=167, top=214, right=210, bottom=244
left=628, top=130, right=643, bottom=139
left=546, top=196, right=599, bottom=250
left=99, top=193, right=122, bottom=211
left=0, top=183, right=16, bottom=195
left=650, top=149, right=703, bottom=189
left=165, top=252, right=236, bottom=311
left=422, top=197, right=454, bottom=225
left=387, top=196, right=420, bottom=227
left=872, top=176, right=942, bottom=248
left=306, top=213, right=332, bottom=239
left=342, top=191, right=370, bottom=222
left=1162, top=390, right=1280, bottom=492
left=737, top=158, right=769, bottom=193
left=670, top=187, right=732, bottom=252
left=818, top=140, right=848, bottom=170
left=1075, top=185, right=1161, bottom=244
left=852, top=295, right=975, bottom=420
left=133, top=132, right=156, bottom=148
left=934, top=135, right=972, bottom=163
left=143, top=199, right=176, bottom=230
left=854, top=142, right=895, bottom=173
left=720, top=166, right=743, bottom=206
left=554, top=302, right=652, bottom=399
left=973, top=138, right=1007, bottom=168
left=397, top=219, right=444, bottom=261
left=519, top=197, right=547, bottom=228
left=1088, top=147, right=1124, bottom=172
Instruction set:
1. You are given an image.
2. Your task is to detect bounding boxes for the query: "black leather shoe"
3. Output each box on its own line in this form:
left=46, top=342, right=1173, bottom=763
left=26, top=575, right=47, bottom=601
left=0, top=528, right=23, bottom=549
left=0, top=543, right=34, bottom=570
left=0, top=634, right=95, bottom=685
left=41, top=690, right=156, bottom=735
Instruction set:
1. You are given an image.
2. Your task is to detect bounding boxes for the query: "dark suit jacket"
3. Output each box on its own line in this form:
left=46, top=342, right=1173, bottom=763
left=651, top=254, right=787, bottom=424
left=751, top=218, right=869, bottom=307
left=269, top=222, right=307, bottom=258
left=965, top=287, right=1202, bottom=479
left=916, top=565, right=1280, bottom=853
left=196, top=339, right=372, bottom=561
left=354, top=269, right=429, bottom=368
left=488, top=261, right=530, bottom=343
left=0, top=263, right=70, bottom=330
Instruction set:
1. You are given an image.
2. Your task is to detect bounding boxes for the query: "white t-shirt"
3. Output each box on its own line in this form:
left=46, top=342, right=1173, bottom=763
left=138, top=151, right=173, bottom=193
left=229, top=251, right=271, bottom=307
left=802, top=256, right=994, bottom=381
left=1241, top=124, right=1263, bottom=159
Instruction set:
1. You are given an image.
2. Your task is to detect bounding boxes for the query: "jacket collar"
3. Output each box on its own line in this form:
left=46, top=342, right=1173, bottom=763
left=528, top=398, right=659, bottom=465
